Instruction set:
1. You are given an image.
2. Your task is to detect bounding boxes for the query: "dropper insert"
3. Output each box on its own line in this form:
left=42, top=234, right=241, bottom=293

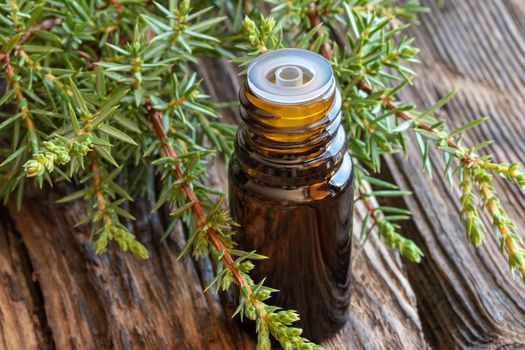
left=275, top=66, right=304, bottom=87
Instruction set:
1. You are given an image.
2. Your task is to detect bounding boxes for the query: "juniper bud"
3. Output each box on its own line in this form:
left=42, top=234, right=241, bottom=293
left=474, top=169, right=492, bottom=183
left=240, top=261, right=254, bottom=272
left=220, top=274, right=233, bottom=291
left=23, top=159, right=45, bottom=177
left=403, top=243, right=423, bottom=263
left=254, top=287, right=272, bottom=301
left=43, top=141, right=70, bottom=165
left=94, top=235, right=108, bottom=254
left=117, top=239, right=129, bottom=252
left=55, top=150, right=71, bottom=165
left=508, top=163, right=520, bottom=178
left=493, top=213, right=504, bottom=227
left=468, top=223, right=485, bottom=247
left=44, top=154, right=57, bottom=171
left=113, top=228, right=129, bottom=251
left=400, top=46, right=419, bottom=58
left=42, top=141, right=57, bottom=152
left=510, top=251, right=525, bottom=269
left=31, top=153, right=54, bottom=172
left=276, top=310, right=300, bottom=324
left=243, top=16, right=258, bottom=45
left=243, top=16, right=256, bottom=33
left=255, top=324, right=270, bottom=350
left=516, top=174, right=525, bottom=187
left=286, top=327, right=302, bottom=337
left=180, top=0, right=190, bottom=13
left=130, top=240, right=149, bottom=259
left=261, top=17, right=275, bottom=37
left=245, top=303, right=256, bottom=320
left=71, top=139, right=91, bottom=157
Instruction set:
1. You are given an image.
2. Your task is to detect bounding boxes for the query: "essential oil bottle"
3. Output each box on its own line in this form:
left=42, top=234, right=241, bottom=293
left=228, top=48, right=353, bottom=341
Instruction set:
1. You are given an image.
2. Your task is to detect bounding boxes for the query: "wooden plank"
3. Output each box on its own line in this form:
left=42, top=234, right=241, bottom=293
left=20, top=1, right=525, bottom=347
left=380, top=0, right=525, bottom=348
left=2, top=191, right=253, bottom=350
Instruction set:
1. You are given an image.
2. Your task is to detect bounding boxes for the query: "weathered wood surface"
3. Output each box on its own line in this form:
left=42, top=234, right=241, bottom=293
left=382, top=0, right=525, bottom=348
left=0, top=0, right=524, bottom=349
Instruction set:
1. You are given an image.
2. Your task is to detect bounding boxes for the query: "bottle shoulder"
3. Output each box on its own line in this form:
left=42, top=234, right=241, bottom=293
left=229, top=152, right=353, bottom=203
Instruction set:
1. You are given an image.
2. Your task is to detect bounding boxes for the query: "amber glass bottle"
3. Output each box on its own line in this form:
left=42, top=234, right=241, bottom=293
left=228, top=49, right=353, bottom=341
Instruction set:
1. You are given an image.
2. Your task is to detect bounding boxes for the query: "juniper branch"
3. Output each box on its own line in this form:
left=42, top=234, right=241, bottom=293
left=301, top=3, right=421, bottom=260
left=306, top=1, right=525, bottom=279
left=0, top=16, right=62, bottom=149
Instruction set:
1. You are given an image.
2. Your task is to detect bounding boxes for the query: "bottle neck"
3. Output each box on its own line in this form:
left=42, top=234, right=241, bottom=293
left=235, top=82, right=347, bottom=186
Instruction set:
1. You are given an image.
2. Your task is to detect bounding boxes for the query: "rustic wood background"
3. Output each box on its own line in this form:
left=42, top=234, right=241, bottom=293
left=1, top=0, right=524, bottom=349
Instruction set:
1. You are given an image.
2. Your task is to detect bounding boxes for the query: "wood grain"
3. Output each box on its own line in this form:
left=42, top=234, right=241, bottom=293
left=1, top=192, right=254, bottom=350
left=380, top=0, right=525, bottom=348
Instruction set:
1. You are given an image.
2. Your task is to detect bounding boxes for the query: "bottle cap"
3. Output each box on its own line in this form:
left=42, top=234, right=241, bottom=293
left=246, top=48, right=334, bottom=104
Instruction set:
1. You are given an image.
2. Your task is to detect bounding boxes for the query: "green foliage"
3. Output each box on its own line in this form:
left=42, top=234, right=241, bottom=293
left=2, top=0, right=525, bottom=349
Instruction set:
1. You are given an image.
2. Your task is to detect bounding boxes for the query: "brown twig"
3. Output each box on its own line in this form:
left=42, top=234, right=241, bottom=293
left=358, top=187, right=378, bottom=219
left=91, top=154, right=110, bottom=222
left=145, top=100, right=249, bottom=288
left=308, top=4, right=333, bottom=61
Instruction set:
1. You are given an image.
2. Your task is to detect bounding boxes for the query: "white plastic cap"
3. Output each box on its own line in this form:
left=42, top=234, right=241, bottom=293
left=246, top=48, right=334, bottom=104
